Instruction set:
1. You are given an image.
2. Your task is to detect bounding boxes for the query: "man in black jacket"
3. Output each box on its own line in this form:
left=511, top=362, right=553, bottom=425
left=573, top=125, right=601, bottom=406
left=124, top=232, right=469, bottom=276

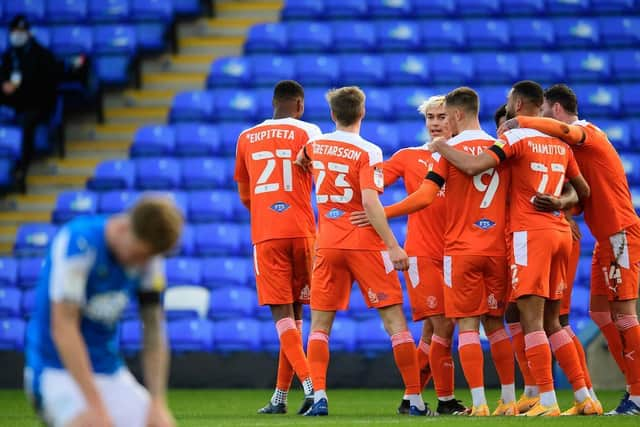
left=0, top=15, right=61, bottom=193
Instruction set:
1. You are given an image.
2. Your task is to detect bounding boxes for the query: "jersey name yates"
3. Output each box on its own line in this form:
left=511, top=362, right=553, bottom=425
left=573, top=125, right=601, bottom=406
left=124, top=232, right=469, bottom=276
left=246, top=128, right=296, bottom=143
left=313, top=144, right=362, bottom=161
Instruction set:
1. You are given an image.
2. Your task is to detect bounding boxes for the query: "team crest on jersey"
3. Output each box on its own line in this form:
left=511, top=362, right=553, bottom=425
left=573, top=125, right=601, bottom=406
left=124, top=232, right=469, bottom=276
left=487, top=293, right=498, bottom=310
left=474, top=218, right=496, bottom=230
left=85, top=291, right=129, bottom=327
left=368, top=288, right=379, bottom=304
left=326, top=208, right=345, bottom=219
left=270, top=202, right=290, bottom=213
left=427, top=296, right=438, bottom=310
left=374, top=167, right=384, bottom=189
left=299, top=284, right=310, bottom=300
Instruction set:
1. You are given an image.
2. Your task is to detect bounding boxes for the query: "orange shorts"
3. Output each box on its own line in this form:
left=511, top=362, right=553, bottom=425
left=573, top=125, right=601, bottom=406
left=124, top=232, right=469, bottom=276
left=311, top=248, right=404, bottom=311
left=404, top=256, right=445, bottom=321
left=253, top=237, right=314, bottom=306
left=510, top=228, right=571, bottom=301
left=560, top=236, right=581, bottom=316
left=590, top=223, right=640, bottom=301
left=442, top=254, right=508, bottom=318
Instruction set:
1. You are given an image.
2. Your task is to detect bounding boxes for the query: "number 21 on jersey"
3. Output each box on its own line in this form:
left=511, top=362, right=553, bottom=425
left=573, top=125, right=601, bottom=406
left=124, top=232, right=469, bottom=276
left=251, top=149, right=293, bottom=194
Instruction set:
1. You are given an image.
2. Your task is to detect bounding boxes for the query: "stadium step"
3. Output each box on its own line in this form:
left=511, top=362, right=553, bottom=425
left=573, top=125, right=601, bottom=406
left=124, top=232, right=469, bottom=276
left=104, top=89, right=177, bottom=109
left=142, top=71, right=207, bottom=90
left=0, top=211, right=51, bottom=226
left=215, top=0, right=282, bottom=19
left=141, top=55, right=216, bottom=74
left=179, top=36, right=244, bottom=56
left=104, top=106, right=169, bottom=124
left=0, top=194, right=56, bottom=212
left=28, top=158, right=105, bottom=177
left=184, top=18, right=266, bottom=38
left=66, top=123, right=138, bottom=142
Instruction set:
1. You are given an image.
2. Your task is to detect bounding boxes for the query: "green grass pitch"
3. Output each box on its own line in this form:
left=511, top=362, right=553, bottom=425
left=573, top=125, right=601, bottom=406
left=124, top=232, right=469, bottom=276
left=0, top=388, right=639, bottom=426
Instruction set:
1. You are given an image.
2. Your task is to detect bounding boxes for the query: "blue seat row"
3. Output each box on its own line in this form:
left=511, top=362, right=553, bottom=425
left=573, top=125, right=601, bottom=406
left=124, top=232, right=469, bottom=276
left=282, top=0, right=639, bottom=20
left=245, top=18, right=639, bottom=54
left=209, top=51, right=640, bottom=89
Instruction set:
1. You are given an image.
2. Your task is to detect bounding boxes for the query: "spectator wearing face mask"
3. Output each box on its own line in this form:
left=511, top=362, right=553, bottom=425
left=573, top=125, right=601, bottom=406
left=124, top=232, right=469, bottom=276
left=0, top=15, right=62, bottom=193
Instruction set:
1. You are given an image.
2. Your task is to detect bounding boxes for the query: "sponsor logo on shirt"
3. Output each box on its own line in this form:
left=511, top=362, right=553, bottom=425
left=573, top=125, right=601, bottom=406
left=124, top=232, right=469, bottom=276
left=270, top=202, right=290, bottom=213
left=474, top=218, right=496, bottom=230
left=325, top=208, right=345, bottom=219
left=85, top=291, right=128, bottom=326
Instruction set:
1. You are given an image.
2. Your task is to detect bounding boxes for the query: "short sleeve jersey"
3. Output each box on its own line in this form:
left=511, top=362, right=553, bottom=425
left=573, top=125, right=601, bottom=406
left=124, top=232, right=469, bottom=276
left=309, top=130, right=386, bottom=251
left=487, top=128, right=581, bottom=233
left=384, top=145, right=446, bottom=259
left=569, top=120, right=640, bottom=242
left=234, top=118, right=322, bottom=244
left=25, top=216, right=165, bottom=376
left=427, top=130, right=508, bottom=256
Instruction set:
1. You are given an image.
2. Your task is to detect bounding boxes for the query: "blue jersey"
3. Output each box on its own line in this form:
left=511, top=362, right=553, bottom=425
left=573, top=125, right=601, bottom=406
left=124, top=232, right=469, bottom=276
left=25, top=216, right=165, bottom=375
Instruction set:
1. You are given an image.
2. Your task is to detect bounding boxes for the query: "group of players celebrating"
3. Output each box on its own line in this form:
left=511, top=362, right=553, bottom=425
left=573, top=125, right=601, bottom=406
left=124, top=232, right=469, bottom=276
left=234, top=79, right=640, bottom=417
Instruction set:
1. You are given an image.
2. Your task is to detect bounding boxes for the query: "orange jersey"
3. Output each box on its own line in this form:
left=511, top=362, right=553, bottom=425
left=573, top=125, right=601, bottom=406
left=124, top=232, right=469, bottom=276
left=487, top=128, right=581, bottom=233
left=384, top=146, right=446, bottom=259
left=308, top=130, right=386, bottom=251
left=234, top=118, right=321, bottom=244
left=428, top=130, right=509, bottom=256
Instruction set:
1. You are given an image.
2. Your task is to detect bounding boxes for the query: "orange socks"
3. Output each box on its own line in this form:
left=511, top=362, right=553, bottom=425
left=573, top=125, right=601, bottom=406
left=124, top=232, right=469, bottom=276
left=458, top=331, right=484, bottom=389
left=591, top=311, right=627, bottom=377
left=524, top=331, right=554, bottom=393
left=391, top=331, right=421, bottom=395
left=549, top=329, right=586, bottom=392
left=508, top=322, right=536, bottom=389
left=488, top=328, right=515, bottom=387
left=564, top=325, right=593, bottom=389
left=430, top=334, right=455, bottom=399
left=275, top=319, right=303, bottom=391
left=307, top=329, right=330, bottom=393
left=417, top=339, right=432, bottom=390
left=615, top=315, right=640, bottom=396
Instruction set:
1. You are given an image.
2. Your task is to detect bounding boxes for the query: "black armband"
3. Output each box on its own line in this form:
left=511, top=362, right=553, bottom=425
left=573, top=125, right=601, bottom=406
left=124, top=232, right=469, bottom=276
left=488, top=145, right=506, bottom=162
left=138, top=291, right=161, bottom=306
left=425, top=171, right=445, bottom=188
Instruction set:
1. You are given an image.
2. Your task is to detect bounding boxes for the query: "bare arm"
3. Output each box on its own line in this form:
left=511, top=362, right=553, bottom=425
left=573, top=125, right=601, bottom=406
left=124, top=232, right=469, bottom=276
left=504, top=116, right=586, bottom=146
left=569, top=174, right=590, bottom=201
left=429, top=139, right=499, bottom=176
left=533, top=182, right=578, bottom=212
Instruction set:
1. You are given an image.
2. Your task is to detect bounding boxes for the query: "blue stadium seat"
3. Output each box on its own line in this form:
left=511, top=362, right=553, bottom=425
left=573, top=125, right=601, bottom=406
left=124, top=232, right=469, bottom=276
left=175, top=224, right=195, bottom=256
left=430, top=53, right=473, bottom=84
left=331, top=21, right=375, bottom=52
left=98, top=190, right=139, bottom=214
left=51, top=26, right=93, bottom=56
left=131, top=0, right=173, bottom=51
left=131, top=0, right=173, bottom=22
left=600, top=17, right=640, bottom=47
left=166, top=257, right=202, bottom=287
left=188, top=190, right=236, bottom=223
left=501, top=0, right=545, bottom=15
left=0, top=258, right=17, bottom=288
left=576, top=220, right=596, bottom=253
left=248, top=55, right=295, bottom=87
left=472, top=53, right=518, bottom=84
left=355, top=318, right=388, bottom=353
left=259, top=320, right=279, bottom=352
left=573, top=85, right=621, bottom=116
left=390, top=220, right=406, bottom=246
left=591, top=0, right=636, bottom=12
left=94, top=55, right=132, bottom=85
left=281, top=0, right=324, bottom=20
left=244, top=23, right=287, bottom=54
left=397, top=120, right=429, bottom=146
left=0, top=288, right=21, bottom=318
left=93, top=25, right=137, bottom=54
left=213, top=89, right=258, bottom=121
left=379, top=187, right=407, bottom=206
left=360, top=122, right=400, bottom=154
left=621, top=154, right=640, bottom=184
left=30, top=26, right=50, bottom=48
left=508, top=19, right=554, bottom=48
left=455, top=0, right=500, bottom=16
left=160, top=191, right=188, bottom=218
left=383, top=54, right=429, bottom=85
left=478, top=87, right=510, bottom=118
left=252, top=88, right=275, bottom=120
left=217, top=123, right=250, bottom=156
left=0, top=318, right=26, bottom=350
left=0, top=29, right=6, bottom=54
left=168, top=318, right=214, bottom=352
left=209, top=287, right=255, bottom=319
left=301, top=88, right=330, bottom=121
left=287, top=22, right=332, bottom=52
left=575, top=256, right=591, bottom=287
left=52, top=191, right=98, bottom=224
left=565, top=51, right=611, bottom=82
left=169, top=91, right=215, bottom=123
left=547, top=0, right=590, bottom=14
left=6, top=0, right=46, bottom=23
left=121, top=298, right=139, bottom=320
left=597, top=120, right=632, bottom=152
left=330, top=318, right=356, bottom=352
left=120, top=319, right=142, bottom=353
left=180, top=158, right=225, bottom=190
left=14, top=224, right=57, bottom=257
left=465, top=19, right=510, bottom=49
left=135, top=158, right=180, bottom=190
left=195, top=223, right=243, bottom=256
left=213, top=318, right=260, bottom=352
left=339, top=54, right=385, bottom=85
left=554, top=19, right=599, bottom=48
left=0, top=127, right=22, bottom=161
left=172, top=0, right=201, bottom=16
left=389, top=87, right=437, bottom=119
left=633, top=122, right=640, bottom=148
left=21, top=288, right=36, bottom=318
left=375, top=21, right=421, bottom=51
left=612, top=50, right=640, bottom=81
left=412, top=0, right=455, bottom=17
left=570, top=287, right=590, bottom=316
left=174, top=124, right=221, bottom=157
left=620, top=84, right=640, bottom=115
left=369, top=0, right=411, bottom=18
left=201, top=257, right=252, bottom=289
left=207, top=57, right=251, bottom=88
left=48, top=0, right=88, bottom=23
left=89, top=0, right=130, bottom=22
left=517, top=52, right=565, bottom=83
left=294, top=54, right=339, bottom=86
left=323, top=0, right=368, bottom=19
left=17, top=258, right=44, bottom=289
left=130, top=125, right=175, bottom=158
left=357, top=87, right=391, bottom=120
left=421, top=20, right=464, bottom=49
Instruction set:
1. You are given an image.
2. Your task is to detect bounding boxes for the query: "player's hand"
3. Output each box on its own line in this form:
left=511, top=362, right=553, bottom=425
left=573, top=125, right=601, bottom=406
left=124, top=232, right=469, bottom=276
left=567, top=217, right=582, bottom=241
left=427, top=136, right=447, bottom=153
left=388, top=245, right=409, bottom=271
left=147, top=399, right=176, bottom=427
left=294, top=147, right=312, bottom=172
left=350, top=211, right=370, bottom=227
left=533, top=193, right=563, bottom=212
left=76, top=404, right=114, bottom=427
left=497, top=118, right=521, bottom=136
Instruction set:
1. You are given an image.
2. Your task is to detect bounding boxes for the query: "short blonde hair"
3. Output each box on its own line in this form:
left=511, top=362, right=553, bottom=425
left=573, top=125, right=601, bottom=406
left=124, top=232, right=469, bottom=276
left=326, top=86, right=366, bottom=126
left=417, top=95, right=446, bottom=116
left=130, top=196, right=184, bottom=254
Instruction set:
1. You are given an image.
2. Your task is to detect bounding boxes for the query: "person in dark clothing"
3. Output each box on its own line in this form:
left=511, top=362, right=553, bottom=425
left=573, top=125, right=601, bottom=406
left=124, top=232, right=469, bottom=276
left=0, top=15, right=62, bottom=193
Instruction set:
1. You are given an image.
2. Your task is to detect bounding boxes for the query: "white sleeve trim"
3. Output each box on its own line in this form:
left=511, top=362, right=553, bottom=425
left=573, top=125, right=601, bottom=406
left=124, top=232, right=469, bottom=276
left=140, top=256, right=166, bottom=292
left=49, top=230, right=95, bottom=305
